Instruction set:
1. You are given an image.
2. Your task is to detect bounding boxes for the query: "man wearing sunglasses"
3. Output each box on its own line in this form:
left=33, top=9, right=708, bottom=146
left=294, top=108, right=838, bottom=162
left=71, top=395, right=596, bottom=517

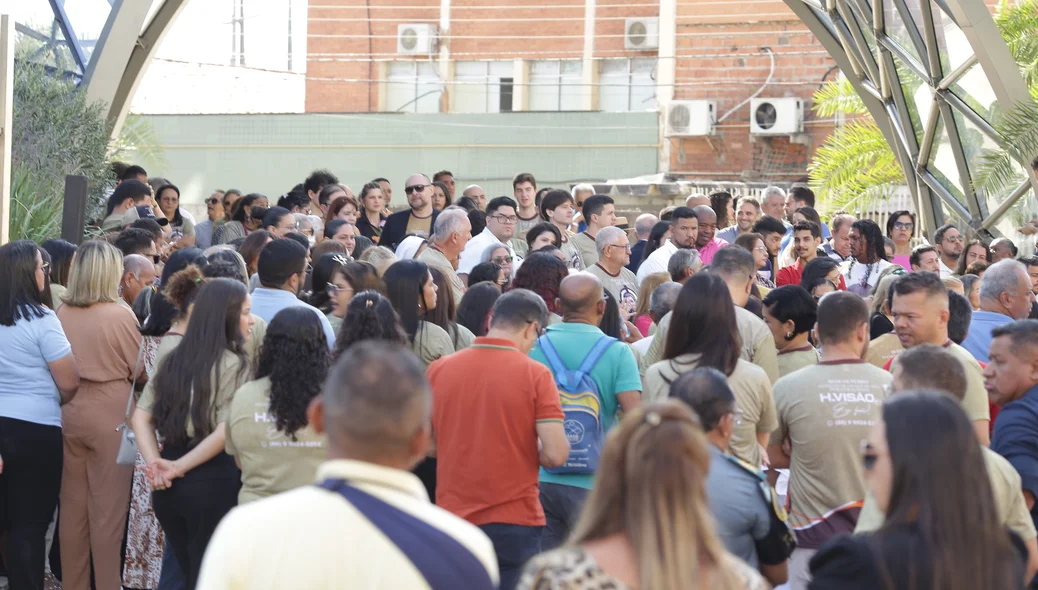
left=379, top=174, right=441, bottom=252
left=933, top=223, right=963, bottom=278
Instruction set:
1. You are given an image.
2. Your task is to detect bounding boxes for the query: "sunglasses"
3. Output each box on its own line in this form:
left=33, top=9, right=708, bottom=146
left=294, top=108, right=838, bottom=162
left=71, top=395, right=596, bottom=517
left=492, top=256, right=514, bottom=264
left=405, top=184, right=429, bottom=195
left=208, top=197, right=221, bottom=205
left=892, top=221, right=913, bottom=231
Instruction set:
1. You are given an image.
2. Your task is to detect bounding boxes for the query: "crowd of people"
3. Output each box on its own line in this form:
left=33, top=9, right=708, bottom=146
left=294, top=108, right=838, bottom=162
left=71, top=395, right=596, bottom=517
left=5, top=162, right=1038, bottom=590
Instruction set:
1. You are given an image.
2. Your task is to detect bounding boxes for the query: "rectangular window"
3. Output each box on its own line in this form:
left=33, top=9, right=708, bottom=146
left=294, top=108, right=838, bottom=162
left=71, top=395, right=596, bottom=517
left=529, top=60, right=584, bottom=111
left=385, top=61, right=441, bottom=113
left=453, top=61, right=513, bottom=113
left=597, top=58, right=658, bottom=112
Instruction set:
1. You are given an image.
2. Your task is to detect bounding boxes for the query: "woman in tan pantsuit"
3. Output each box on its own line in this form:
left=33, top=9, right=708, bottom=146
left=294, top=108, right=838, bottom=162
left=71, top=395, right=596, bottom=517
left=57, top=240, right=145, bottom=590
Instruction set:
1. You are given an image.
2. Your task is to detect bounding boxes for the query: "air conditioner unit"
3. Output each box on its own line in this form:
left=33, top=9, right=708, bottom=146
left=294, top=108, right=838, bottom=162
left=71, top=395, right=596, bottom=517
left=750, top=97, right=804, bottom=135
left=665, top=100, right=716, bottom=137
left=624, top=17, right=659, bottom=51
left=397, top=24, right=438, bottom=56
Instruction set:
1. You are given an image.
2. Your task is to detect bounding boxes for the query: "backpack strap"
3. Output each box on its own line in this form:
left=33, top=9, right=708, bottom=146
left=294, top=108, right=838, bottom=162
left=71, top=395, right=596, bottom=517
left=536, top=335, right=569, bottom=382
left=575, top=336, right=617, bottom=378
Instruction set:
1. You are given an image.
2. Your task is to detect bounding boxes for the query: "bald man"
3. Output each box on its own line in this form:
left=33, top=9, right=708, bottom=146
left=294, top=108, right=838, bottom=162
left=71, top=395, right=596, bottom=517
left=686, top=194, right=710, bottom=209
left=693, top=205, right=729, bottom=265
left=121, top=254, right=156, bottom=308
left=380, top=173, right=441, bottom=250
left=462, top=185, right=487, bottom=211
left=529, top=274, right=642, bottom=550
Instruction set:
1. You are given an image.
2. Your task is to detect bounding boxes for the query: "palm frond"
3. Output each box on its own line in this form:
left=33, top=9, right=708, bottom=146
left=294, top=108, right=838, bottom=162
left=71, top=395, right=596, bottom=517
left=808, top=120, right=905, bottom=213
left=111, top=113, right=168, bottom=172
left=996, top=0, right=1038, bottom=88
left=812, top=77, right=869, bottom=118
left=974, top=94, right=1038, bottom=193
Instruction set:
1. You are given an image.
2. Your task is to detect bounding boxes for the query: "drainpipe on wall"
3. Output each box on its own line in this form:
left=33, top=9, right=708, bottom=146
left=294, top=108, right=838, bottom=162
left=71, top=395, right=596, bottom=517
left=582, top=0, right=596, bottom=111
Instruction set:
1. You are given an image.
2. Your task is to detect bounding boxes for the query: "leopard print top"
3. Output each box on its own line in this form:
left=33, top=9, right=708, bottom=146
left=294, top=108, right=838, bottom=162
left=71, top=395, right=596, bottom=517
left=516, top=546, right=770, bottom=589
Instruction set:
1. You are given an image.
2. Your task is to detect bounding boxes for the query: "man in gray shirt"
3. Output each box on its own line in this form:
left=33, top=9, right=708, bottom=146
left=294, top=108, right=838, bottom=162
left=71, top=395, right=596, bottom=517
left=670, top=367, right=793, bottom=587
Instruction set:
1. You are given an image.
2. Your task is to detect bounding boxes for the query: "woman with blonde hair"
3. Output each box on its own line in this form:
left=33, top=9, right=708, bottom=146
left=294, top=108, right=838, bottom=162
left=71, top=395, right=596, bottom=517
left=518, top=401, right=768, bottom=590
left=632, top=271, right=671, bottom=337
left=57, top=240, right=146, bottom=590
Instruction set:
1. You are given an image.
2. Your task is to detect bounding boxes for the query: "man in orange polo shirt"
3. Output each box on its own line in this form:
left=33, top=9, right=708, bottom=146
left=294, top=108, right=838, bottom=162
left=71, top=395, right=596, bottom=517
left=777, top=221, right=822, bottom=287
left=427, top=289, right=570, bottom=590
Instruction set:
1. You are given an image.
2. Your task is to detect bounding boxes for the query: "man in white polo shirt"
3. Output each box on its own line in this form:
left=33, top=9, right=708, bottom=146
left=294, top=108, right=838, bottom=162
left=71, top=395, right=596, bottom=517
left=458, top=196, right=521, bottom=283
left=637, top=206, right=699, bottom=283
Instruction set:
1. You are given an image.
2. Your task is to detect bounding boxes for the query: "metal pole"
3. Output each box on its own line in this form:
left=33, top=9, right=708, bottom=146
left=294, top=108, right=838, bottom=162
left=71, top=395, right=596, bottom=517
left=61, top=175, right=88, bottom=245
left=0, top=15, right=13, bottom=245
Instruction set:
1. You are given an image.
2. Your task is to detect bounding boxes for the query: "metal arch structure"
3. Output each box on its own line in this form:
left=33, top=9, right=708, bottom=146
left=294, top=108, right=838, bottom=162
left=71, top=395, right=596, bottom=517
left=82, top=0, right=190, bottom=140
left=784, top=0, right=1037, bottom=239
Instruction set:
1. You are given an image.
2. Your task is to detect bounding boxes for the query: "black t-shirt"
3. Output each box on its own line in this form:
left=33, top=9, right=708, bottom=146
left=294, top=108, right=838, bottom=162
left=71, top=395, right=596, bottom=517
left=808, top=524, right=1027, bottom=590
left=869, top=312, right=894, bottom=340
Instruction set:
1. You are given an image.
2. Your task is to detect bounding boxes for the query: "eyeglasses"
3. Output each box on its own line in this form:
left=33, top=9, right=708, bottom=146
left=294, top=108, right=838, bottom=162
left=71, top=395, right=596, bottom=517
left=326, top=283, right=354, bottom=298
left=208, top=197, right=221, bottom=205
left=490, top=214, right=518, bottom=224
left=149, top=254, right=161, bottom=264
left=754, top=246, right=768, bottom=252
left=492, top=255, right=514, bottom=264
left=39, top=261, right=50, bottom=273
left=606, top=244, right=632, bottom=252
left=892, top=221, right=914, bottom=231
left=944, top=235, right=963, bottom=243
left=405, top=184, right=429, bottom=195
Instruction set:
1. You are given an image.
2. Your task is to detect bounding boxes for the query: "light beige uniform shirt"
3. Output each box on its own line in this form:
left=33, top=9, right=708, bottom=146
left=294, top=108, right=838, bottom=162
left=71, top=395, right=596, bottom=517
left=559, top=231, right=586, bottom=270
left=855, top=446, right=1037, bottom=542
left=570, top=232, right=599, bottom=268
left=889, top=341, right=990, bottom=423
left=224, top=376, right=327, bottom=504
left=418, top=247, right=466, bottom=307
left=777, top=345, right=820, bottom=379
left=585, top=264, right=640, bottom=317
left=412, top=321, right=457, bottom=367
left=196, top=460, right=499, bottom=590
left=643, top=354, right=776, bottom=467
left=645, top=308, right=780, bottom=383
left=865, top=332, right=903, bottom=369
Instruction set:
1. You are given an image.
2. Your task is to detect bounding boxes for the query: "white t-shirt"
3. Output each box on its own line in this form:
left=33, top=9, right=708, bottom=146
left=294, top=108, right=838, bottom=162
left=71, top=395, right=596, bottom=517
left=842, top=258, right=892, bottom=297
left=636, top=240, right=678, bottom=283
left=458, top=227, right=518, bottom=276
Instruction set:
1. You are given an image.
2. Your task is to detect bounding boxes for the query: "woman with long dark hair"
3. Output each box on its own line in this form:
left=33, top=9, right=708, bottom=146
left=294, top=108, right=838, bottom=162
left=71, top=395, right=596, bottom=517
left=519, top=402, right=767, bottom=590
left=809, top=391, right=1027, bottom=589
left=332, top=291, right=408, bottom=359
left=426, top=267, right=476, bottom=350
left=735, top=232, right=773, bottom=292
left=56, top=240, right=146, bottom=590
left=355, top=182, right=387, bottom=243
left=40, top=238, right=77, bottom=307
left=225, top=307, right=328, bottom=504
left=325, top=260, right=384, bottom=333
left=762, top=285, right=819, bottom=378
left=886, top=210, right=915, bottom=269
left=383, top=259, right=455, bottom=366
left=456, top=281, right=501, bottom=337
left=215, top=193, right=268, bottom=244
left=642, top=274, right=776, bottom=468
left=306, top=253, right=348, bottom=315
left=640, top=221, right=671, bottom=267
left=955, top=238, right=992, bottom=277
left=510, top=251, right=569, bottom=323
left=131, top=278, right=254, bottom=589
left=0, top=241, right=79, bottom=590
left=238, top=229, right=274, bottom=279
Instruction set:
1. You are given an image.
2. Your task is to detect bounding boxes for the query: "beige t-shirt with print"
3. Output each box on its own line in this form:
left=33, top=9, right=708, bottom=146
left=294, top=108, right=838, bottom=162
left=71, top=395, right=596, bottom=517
left=644, top=354, right=776, bottom=467
left=560, top=231, right=586, bottom=271
left=865, top=332, right=903, bottom=369
left=585, top=264, right=640, bottom=320
left=570, top=232, right=599, bottom=268
left=224, top=376, right=327, bottom=504
left=770, top=360, right=890, bottom=549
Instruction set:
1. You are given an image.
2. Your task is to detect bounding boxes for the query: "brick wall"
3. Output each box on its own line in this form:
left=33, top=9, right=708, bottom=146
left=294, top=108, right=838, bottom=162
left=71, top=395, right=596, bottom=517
left=305, top=0, right=839, bottom=182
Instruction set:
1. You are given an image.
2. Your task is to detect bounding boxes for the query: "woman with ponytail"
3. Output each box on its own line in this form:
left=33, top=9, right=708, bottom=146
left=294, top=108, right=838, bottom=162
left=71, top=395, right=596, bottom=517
left=332, top=291, right=408, bottom=359
left=224, top=307, right=329, bottom=504
left=518, top=401, right=768, bottom=590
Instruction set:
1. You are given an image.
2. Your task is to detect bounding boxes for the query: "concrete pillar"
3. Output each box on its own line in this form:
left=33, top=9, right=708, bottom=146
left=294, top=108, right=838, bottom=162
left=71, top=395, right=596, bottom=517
left=512, top=59, right=530, bottom=112
left=657, top=0, right=677, bottom=174
left=439, top=0, right=452, bottom=113
left=582, top=0, right=597, bottom=110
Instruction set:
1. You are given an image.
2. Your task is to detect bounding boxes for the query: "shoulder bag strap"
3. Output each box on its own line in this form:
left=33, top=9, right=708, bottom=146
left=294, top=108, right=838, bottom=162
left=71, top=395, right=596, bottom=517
left=123, top=339, right=147, bottom=421
left=317, top=479, right=496, bottom=590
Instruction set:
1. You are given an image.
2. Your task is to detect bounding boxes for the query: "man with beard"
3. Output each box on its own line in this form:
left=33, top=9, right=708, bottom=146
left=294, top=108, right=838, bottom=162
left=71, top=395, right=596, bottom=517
left=717, top=197, right=761, bottom=244
left=844, top=219, right=897, bottom=297
left=776, top=221, right=822, bottom=287
left=636, top=207, right=698, bottom=282
left=933, top=223, right=963, bottom=278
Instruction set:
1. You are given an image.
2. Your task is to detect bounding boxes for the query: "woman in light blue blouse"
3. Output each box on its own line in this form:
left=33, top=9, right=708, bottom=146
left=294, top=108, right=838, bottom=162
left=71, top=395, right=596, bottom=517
left=0, top=240, right=80, bottom=590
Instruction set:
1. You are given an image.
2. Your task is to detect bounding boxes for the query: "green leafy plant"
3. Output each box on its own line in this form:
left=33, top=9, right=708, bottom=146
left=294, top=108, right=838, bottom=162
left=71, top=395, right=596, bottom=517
left=11, top=56, right=113, bottom=241
left=113, top=113, right=168, bottom=173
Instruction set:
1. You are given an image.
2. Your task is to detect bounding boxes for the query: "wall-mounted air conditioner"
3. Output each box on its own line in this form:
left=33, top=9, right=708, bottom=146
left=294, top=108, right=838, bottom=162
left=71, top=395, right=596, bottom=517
left=665, top=100, right=716, bottom=137
left=397, top=24, right=438, bottom=56
left=624, top=17, right=659, bottom=51
left=750, top=97, right=804, bottom=135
